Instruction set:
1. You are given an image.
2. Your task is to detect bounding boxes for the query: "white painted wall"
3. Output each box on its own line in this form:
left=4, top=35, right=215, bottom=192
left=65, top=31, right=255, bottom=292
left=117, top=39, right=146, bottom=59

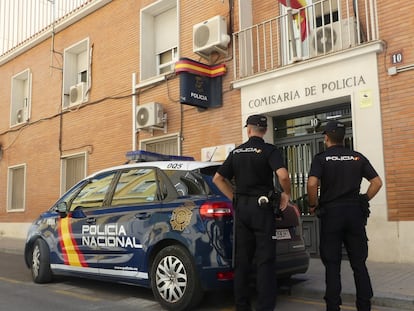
left=237, top=44, right=413, bottom=263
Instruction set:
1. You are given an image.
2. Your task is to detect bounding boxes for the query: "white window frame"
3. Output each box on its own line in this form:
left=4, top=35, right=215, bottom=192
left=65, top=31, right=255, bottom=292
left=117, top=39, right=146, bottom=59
left=140, top=133, right=181, bottom=155
left=10, top=69, right=32, bottom=127
left=7, top=164, right=27, bottom=212
left=62, top=38, right=90, bottom=108
left=157, top=46, right=178, bottom=75
left=140, top=0, right=179, bottom=82
left=60, top=152, right=87, bottom=195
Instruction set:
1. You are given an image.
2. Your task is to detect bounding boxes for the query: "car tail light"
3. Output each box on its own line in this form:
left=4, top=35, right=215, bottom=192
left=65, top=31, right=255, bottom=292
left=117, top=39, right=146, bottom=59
left=200, top=201, right=233, bottom=218
left=217, top=271, right=234, bottom=281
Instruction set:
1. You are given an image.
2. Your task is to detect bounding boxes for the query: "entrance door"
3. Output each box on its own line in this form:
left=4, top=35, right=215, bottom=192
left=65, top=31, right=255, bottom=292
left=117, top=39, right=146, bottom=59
left=278, top=140, right=317, bottom=215
left=277, top=134, right=353, bottom=213
left=273, top=104, right=352, bottom=256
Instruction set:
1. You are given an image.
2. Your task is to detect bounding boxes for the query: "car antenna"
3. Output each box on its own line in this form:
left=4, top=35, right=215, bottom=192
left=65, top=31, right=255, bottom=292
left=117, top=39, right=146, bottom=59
left=208, top=147, right=218, bottom=162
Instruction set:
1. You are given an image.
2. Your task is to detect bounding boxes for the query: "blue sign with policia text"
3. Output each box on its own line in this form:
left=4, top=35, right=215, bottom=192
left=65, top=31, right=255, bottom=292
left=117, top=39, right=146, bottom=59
left=175, top=58, right=226, bottom=109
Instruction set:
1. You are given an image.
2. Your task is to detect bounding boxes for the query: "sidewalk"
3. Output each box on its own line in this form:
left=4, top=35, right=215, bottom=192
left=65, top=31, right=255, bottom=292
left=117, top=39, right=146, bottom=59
left=0, top=236, right=26, bottom=255
left=2, top=236, right=414, bottom=310
left=290, top=258, right=414, bottom=310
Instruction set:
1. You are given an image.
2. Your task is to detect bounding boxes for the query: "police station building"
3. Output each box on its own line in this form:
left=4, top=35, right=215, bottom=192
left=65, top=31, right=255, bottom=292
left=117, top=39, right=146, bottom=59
left=0, top=0, right=413, bottom=264
left=235, top=45, right=389, bottom=261
left=229, top=0, right=413, bottom=263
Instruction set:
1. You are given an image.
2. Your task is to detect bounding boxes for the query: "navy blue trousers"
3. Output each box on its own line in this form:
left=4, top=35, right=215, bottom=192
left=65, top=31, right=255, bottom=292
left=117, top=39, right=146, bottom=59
left=234, top=196, right=276, bottom=311
left=319, top=205, right=373, bottom=311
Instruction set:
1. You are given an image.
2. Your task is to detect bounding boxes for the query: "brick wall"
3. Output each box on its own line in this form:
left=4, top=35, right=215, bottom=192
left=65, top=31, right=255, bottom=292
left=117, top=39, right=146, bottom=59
left=0, top=0, right=243, bottom=223
left=1, top=0, right=414, bottom=224
left=376, top=1, right=414, bottom=220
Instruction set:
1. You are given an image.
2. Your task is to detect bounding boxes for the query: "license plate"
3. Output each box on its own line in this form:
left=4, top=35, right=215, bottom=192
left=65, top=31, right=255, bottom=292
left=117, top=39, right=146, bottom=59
left=274, top=229, right=291, bottom=240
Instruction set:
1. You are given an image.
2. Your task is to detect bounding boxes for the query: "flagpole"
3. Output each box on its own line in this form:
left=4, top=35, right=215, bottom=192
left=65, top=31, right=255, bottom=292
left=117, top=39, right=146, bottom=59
left=286, top=0, right=298, bottom=59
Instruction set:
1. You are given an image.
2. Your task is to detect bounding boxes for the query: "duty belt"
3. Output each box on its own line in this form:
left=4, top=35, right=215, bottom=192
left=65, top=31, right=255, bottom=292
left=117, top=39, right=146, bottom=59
left=235, top=191, right=271, bottom=198
left=320, top=198, right=360, bottom=208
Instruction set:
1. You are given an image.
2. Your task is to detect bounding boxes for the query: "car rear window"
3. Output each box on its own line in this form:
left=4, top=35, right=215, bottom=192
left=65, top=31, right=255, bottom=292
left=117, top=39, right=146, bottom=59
left=164, top=170, right=212, bottom=196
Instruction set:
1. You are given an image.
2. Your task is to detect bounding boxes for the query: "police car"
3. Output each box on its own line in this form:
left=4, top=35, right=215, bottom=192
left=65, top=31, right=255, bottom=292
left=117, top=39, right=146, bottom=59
left=24, top=151, right=309, bottom=311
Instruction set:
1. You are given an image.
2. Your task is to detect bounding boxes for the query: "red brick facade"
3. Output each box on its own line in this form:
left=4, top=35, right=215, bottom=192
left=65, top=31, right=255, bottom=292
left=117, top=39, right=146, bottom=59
left=0, top=0, right=413, bottom=246
left=376, top=2, right=414, bottom=220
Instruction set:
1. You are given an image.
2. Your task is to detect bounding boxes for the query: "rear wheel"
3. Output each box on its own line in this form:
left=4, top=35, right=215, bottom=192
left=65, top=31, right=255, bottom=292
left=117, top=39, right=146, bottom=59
left=151, top=245, right=204, bottom=311
left=31, top=239, right=52, bottom=283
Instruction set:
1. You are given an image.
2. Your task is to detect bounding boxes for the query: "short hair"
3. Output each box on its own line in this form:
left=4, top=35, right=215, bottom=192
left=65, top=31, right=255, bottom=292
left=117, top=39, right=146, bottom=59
left=249, top=124, right=267, bottom=134
left=327, top=131, right=345, bottom=144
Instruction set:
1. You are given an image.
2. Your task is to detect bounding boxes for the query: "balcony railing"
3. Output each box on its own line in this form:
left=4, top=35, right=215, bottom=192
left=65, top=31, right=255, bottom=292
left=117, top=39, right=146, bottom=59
left=233, top=0, right=379, bottom=80
left=0, top=0, right=94, bottom=57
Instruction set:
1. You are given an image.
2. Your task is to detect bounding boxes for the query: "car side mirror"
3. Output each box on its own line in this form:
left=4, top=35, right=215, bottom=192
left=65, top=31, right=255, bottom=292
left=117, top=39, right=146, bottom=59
left=56, top=202, right=68, bottom=214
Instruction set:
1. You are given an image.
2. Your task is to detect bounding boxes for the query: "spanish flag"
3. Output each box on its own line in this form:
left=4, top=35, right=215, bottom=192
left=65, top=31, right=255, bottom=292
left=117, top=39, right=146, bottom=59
left=175, top=58, right=226, bottom=78
left=279, top=0, right=308, bottom=41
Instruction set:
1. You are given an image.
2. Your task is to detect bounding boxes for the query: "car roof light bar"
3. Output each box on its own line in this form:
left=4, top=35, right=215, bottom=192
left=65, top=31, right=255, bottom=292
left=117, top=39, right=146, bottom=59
left=126, top=150, right=195, bottom=162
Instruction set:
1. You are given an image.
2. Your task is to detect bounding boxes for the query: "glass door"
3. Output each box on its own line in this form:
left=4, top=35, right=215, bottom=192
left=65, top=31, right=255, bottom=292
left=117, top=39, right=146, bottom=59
left=279, top=141, right=313, bottom=214
left=273, top=104, right=352, bottom=215
left=273, top=104, right=353, bottom=256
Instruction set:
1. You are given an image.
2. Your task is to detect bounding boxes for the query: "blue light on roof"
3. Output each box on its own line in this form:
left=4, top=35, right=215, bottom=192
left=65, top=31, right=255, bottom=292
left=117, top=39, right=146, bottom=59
left=126, top=150, right=194, bottom=162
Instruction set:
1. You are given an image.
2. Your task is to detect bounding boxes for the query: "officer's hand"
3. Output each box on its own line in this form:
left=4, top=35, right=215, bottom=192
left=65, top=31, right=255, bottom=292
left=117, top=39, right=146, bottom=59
left=279, top=192, right=290, bottom=211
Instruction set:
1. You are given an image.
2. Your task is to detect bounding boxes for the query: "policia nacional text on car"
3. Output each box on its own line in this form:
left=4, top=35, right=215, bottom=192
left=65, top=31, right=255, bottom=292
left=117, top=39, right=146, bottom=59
left=213, top=114, right=291, bottom=311
left=307, top=120, right=383, bottom=311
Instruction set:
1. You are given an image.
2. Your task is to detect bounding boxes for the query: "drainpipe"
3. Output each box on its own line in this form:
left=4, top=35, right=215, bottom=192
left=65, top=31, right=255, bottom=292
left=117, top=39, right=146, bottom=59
left=132, top=73, right=137, bottom=151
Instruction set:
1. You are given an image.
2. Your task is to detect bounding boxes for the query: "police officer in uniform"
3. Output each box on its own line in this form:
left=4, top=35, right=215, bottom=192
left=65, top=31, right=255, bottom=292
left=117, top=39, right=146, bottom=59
left=213, top=114, right=291, bottom=311
left=307, top=120, right=382, bottom=311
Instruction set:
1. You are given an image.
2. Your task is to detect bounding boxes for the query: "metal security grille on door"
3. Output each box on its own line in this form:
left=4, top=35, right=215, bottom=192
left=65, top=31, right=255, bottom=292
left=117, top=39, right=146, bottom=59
left=273, top=104, right=352, bottom=215
left=281, top=144, right=313, bottom=214
left=273, top=104, right=353, bottom=256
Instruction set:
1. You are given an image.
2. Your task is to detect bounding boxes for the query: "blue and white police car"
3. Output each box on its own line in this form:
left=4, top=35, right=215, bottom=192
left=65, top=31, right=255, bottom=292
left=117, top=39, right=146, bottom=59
left=24, top=151, right=309, bottom=311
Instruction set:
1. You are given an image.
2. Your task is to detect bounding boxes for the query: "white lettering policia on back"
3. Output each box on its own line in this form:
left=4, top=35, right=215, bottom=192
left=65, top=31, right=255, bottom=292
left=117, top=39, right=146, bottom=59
left=325, top=155, right=360, bottom=161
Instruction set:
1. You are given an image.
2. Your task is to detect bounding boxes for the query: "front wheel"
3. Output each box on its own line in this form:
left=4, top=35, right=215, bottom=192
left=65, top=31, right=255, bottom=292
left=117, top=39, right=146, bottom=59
left=31, top=239, right=52, bottom=283
left=151, top=245, right=204, bottom=311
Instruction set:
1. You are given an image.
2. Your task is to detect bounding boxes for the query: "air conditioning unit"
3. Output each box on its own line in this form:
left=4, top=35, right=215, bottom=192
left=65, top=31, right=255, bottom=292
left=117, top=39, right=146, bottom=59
left=310, top=18, right=357, bottom=56
left=193, top=15, right=230, bottom=58
left=136, top=102, right=164, bottom=129
left=69, top=82, right=86, bottom=106
left=16, top=107, right=28, bottom=123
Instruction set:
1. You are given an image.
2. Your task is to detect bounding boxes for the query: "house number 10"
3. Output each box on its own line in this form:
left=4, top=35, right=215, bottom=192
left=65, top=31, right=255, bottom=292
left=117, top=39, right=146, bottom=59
left=391, top=52, right=403, bottom=64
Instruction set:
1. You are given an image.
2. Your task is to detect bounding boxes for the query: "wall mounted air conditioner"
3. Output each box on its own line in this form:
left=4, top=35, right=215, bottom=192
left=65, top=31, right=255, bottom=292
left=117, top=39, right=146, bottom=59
left=193, top=15, right=230, bottom=59
left=136, top=102, right=164, bottom=129
left=69, top=82, right=86, bottom=106
left=16, top=107, right=28, bottom=123
left=310, top=18, right=357, bottom=56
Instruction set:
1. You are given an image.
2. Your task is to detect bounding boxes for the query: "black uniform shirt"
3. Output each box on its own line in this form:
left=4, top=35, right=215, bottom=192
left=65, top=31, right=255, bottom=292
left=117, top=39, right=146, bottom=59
left=309, top=145, right=379, bottom=205
left=217, top=136, right=286, bottom=195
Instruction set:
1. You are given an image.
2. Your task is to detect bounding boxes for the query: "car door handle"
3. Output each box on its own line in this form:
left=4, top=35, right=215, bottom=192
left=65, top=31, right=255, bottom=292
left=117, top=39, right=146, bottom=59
left=86, top=217, right=96, bottom=224
left=135, top=212, right=151, bottom=220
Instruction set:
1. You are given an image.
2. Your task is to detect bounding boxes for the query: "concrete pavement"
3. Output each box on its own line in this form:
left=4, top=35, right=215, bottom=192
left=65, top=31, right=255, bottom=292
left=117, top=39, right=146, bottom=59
left=1, top=236, right=413, bottom=310
left=291, top=258, right=414, bottom=310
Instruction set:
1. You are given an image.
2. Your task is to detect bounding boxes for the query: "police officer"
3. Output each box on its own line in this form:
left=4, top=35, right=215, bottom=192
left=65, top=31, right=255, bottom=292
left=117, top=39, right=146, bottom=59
left=213, top=114, right=291, bottom=311
left=307, top=120, right=383, bottom=311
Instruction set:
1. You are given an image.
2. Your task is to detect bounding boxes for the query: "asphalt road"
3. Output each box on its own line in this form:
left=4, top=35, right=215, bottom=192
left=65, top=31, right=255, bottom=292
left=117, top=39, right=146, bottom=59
left=0, top=251, right=398, bottom=311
